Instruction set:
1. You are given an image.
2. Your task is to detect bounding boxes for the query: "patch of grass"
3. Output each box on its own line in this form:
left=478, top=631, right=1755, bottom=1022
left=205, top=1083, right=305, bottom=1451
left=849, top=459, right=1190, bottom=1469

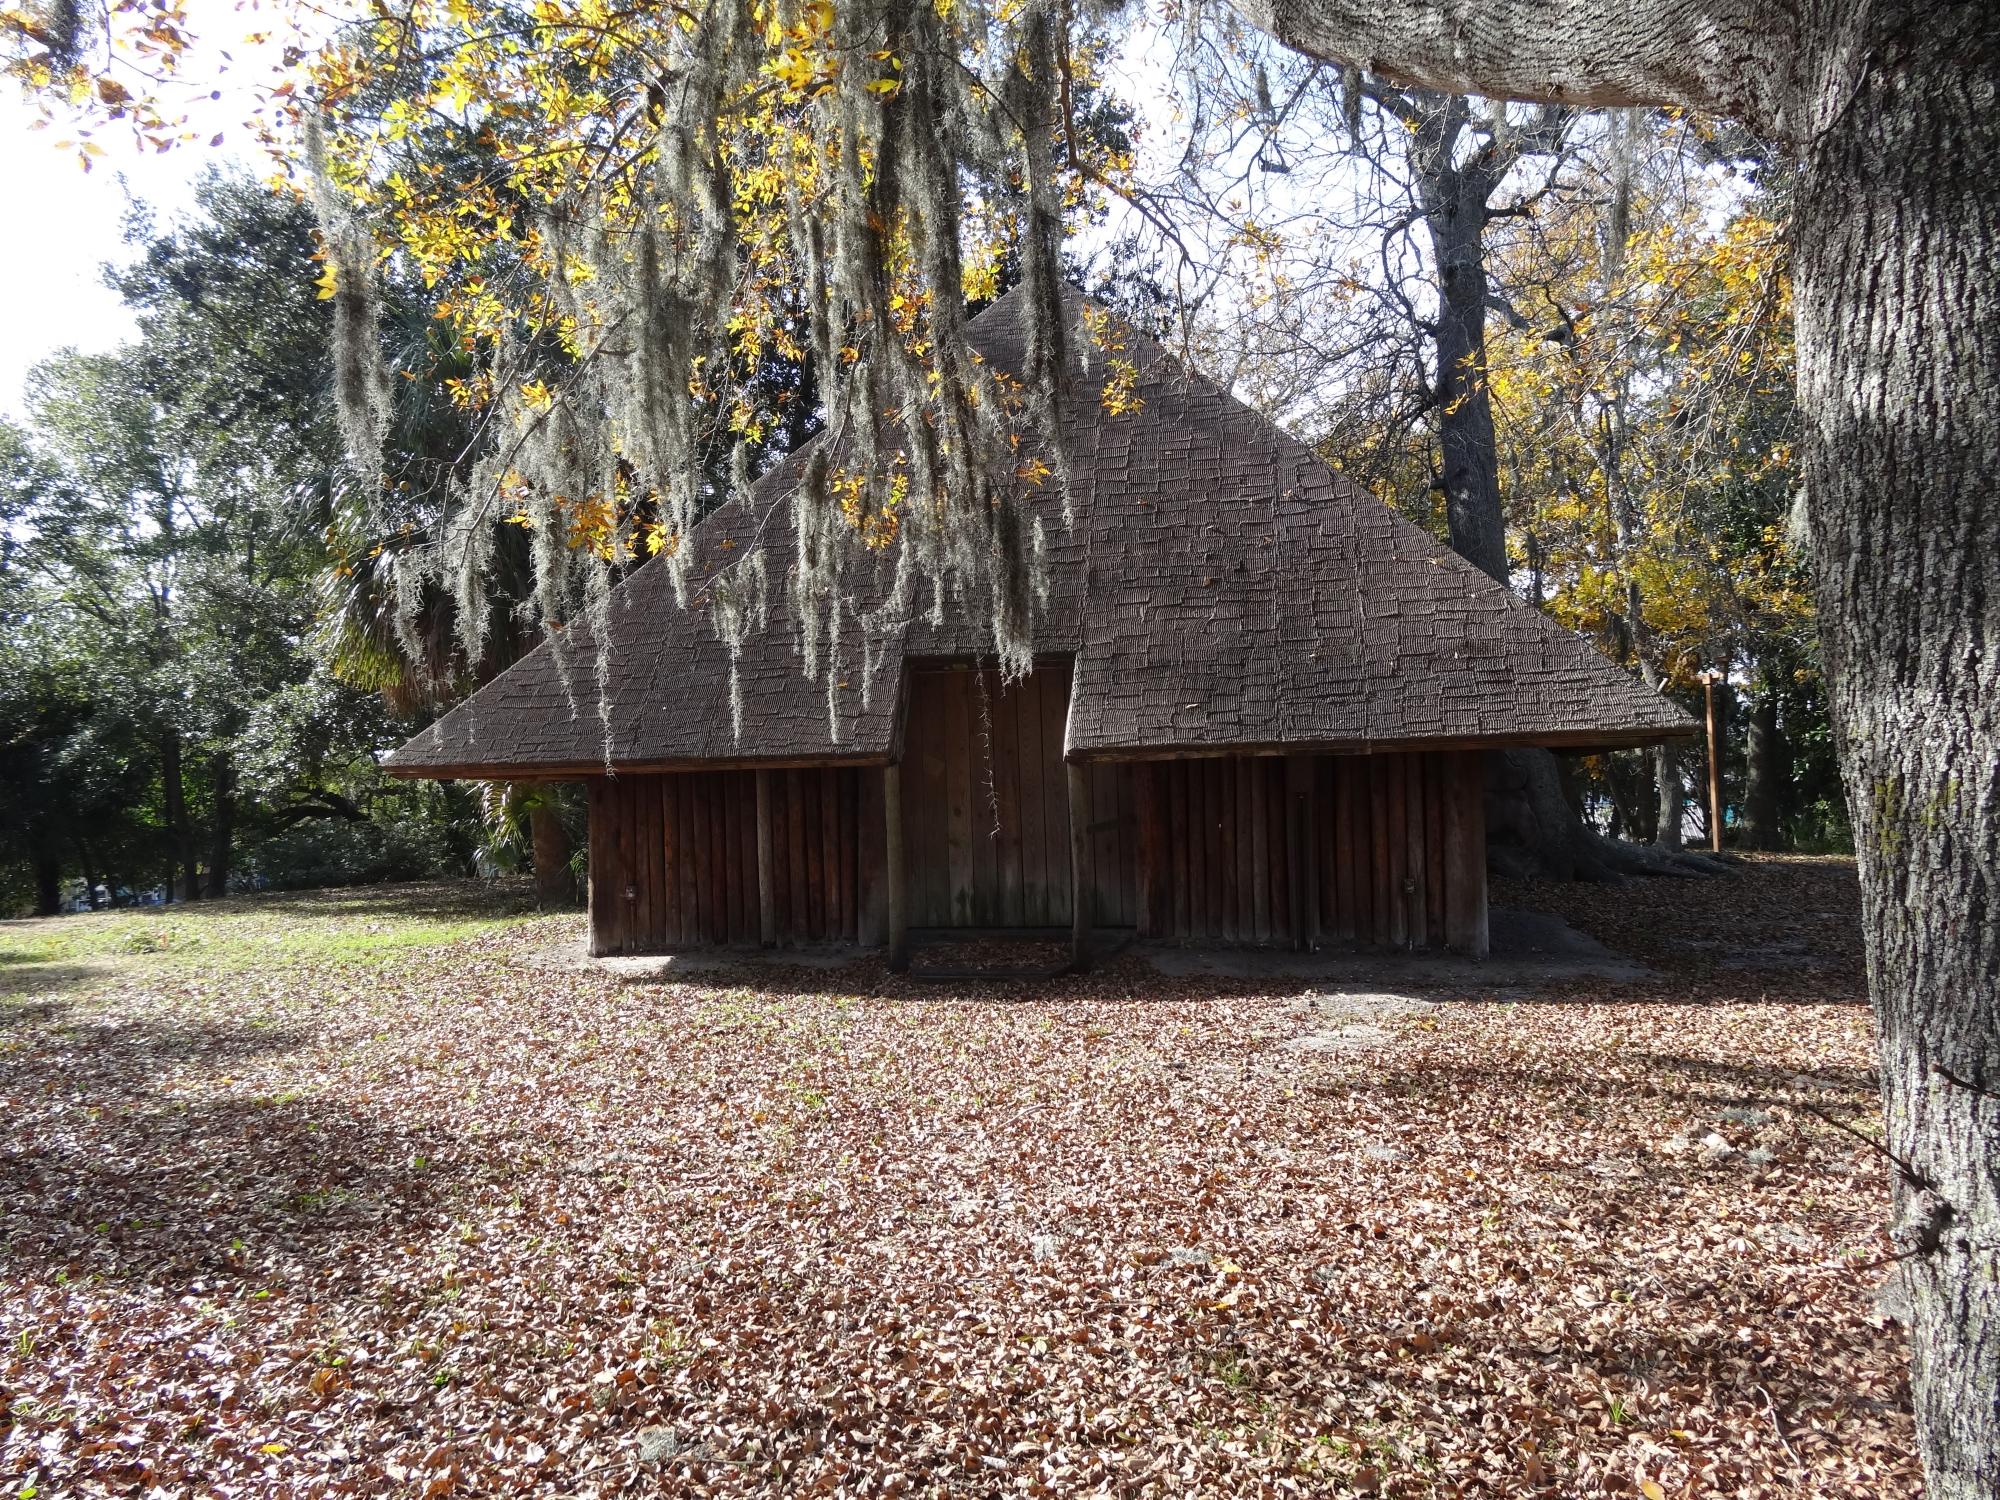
left=0, top=883, right=544, bottom=983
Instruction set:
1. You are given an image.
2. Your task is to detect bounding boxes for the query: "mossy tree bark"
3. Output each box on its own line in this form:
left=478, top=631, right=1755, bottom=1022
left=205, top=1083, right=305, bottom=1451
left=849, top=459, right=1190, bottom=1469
left=1791, top=13, right=1999, bottom=1484
left=1740, top=684, right=1783, bottom=850
left=529, top=796, right=579, bottom=909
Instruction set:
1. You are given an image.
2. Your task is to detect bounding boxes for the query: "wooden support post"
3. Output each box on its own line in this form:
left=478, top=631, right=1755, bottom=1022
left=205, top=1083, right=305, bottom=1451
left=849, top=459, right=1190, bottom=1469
left=1068, top=760, right=1093, bottom=973
left=1283, top=754, right=1316, bottom=951
left=586, top=776, right=610, bottom=957
left=1441, top=750, right=1489, bottom=959
left=884, top=763, right=909, bottom=972
left=755, top=769, right=776, bottom=947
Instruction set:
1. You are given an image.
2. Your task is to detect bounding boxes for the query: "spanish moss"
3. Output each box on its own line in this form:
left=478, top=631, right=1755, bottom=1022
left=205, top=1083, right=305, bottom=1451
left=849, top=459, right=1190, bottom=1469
left=311, top=0, right=1106, bottom=741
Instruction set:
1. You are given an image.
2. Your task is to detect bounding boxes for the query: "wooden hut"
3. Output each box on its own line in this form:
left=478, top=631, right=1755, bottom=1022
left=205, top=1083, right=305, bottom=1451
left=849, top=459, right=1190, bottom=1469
left=387, top=292, right=1693, bottom=965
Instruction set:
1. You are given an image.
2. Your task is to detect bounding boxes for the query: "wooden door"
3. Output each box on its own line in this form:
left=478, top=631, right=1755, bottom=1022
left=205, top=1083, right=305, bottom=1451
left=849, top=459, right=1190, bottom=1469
left=899, top=663, right=1135, bottom=929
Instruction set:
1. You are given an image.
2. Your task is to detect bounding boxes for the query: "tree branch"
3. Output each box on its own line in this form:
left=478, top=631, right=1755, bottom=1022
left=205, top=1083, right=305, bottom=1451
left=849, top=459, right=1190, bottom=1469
left=271, top=790, right=369, bottom=828
left=1934, top=1064, right=2000, bottom=1104
left=1791, top=1097, right=1932, bottom=1192
left=1230, top=0, right=1799, bottom=141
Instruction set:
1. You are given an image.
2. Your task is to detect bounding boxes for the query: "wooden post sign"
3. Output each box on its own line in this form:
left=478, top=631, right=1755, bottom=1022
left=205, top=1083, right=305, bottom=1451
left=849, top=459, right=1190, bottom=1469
left=1699, top=669, right=1724, bottom=854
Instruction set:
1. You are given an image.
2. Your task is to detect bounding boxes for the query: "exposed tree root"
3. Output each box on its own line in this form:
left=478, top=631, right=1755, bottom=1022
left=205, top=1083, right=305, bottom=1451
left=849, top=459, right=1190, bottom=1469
left=1588, top=832, right=1735, bottom=879
left=1487, top=747, right=1733, bottom=882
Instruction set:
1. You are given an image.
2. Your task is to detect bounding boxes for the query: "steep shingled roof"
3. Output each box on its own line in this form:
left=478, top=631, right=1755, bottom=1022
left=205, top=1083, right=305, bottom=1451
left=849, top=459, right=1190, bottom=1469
left=386, top=290, right=1692, bottom=778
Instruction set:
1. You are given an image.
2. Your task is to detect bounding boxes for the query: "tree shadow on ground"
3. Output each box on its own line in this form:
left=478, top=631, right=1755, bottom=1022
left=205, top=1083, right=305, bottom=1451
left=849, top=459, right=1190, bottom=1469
left=0, top=879, right=549, bottom=936
left=1197, top=1274, right=1904, bottom=1489
left=1315, top=1047, right=1879, bottom=1116
left=1615, top=1047, right=1878, bottom=1098
left=220, top=879, right=544, bottom=923
left=1180, top=1035, right=1906, bottom=1487
left=2, top=1009, right=307, bottom=1069
left=0, top=960, right=116, bottom=1003
left=587, top=923, right=1868, bottom=1009
left=0, top=1012, right=470, bottom=1296
left=601, top=946, right=1335, bottom=1005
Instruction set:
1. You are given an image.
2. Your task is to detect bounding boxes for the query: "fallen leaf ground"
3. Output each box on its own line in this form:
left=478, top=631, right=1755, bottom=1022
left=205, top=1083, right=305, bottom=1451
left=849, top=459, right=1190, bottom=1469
left=0, top=857, right=1916, bottom=1496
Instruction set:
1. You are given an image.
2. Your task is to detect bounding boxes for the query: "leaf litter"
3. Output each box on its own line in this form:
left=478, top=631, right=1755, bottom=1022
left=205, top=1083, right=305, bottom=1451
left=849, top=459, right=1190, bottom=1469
left=0, top=859, right=1915, bottom=1495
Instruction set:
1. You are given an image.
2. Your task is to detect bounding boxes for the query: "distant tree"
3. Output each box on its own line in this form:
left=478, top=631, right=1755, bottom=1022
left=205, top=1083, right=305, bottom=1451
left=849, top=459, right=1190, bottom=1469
left=0, top=172, right=472, bottom=906
left=1475, top=121, right=1815, bottom=852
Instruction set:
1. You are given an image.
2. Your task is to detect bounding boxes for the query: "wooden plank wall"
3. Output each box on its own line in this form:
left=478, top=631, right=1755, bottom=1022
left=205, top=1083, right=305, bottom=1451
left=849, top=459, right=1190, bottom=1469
left=588, top=767, right=868, bottom=955
left=900, top=664, right=1136, bottom=929
left=1311, top=751, right=1441, bottom=949
left=586, top=743, right=1483, bottom=956
left=763, top=767, right=865, bottom=947
left=1132, top=749, right=1483, bottom=952
left=1134, top=757, right=1292, bottom=944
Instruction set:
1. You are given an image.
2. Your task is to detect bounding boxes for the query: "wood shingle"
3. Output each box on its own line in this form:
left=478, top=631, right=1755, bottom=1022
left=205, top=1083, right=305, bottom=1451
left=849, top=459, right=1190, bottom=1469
left=387, top=289, right=1692, bottom=780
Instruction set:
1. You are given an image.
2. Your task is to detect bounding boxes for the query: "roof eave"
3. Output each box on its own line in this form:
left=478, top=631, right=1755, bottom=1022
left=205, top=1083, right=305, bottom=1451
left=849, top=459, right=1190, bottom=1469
left=383, top=749, right=896, bottom=780
left=1065, top=723, right=1699, bottom=763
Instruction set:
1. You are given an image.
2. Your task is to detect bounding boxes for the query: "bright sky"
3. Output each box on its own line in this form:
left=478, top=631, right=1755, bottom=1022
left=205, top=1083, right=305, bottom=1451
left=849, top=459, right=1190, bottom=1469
left=0, top=10, right=307, bottom=421
left=1, top=101, right=210, bottom=416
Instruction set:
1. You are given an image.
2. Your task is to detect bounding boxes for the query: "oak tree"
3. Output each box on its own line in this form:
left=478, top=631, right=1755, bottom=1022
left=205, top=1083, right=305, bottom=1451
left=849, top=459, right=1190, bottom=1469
left=1232, top=3, right=1997, bottom=1490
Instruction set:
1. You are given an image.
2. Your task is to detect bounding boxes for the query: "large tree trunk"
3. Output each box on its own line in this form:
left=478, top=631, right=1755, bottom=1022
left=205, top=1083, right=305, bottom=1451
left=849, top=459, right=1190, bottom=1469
left=1397, top=91, right=1719, bottom=884
left=1414, top=98, right=1510, bottom=585
left=32, top=846, right=61, bottom=917
left=72, top=833, right=103, bottom=910
left=1791, top=13, right=2000, bottom=1491
left=1614, top=746, right=1656, bottom=845
left=1651, top=740, right=1683, bottom=849
left=1233, top=1, right=2000, bottom=1490
left=1405, top=90, right=1631, bottom=881
left=205, top=752, right=233, bottom=900
left=1487, top=744, right=1728, bottom=882
left=1485, top=747, right=1601, bottom=880
left=1740, top=684, right=1783, bottom=850
left=529, top=795, right=579, bottom=908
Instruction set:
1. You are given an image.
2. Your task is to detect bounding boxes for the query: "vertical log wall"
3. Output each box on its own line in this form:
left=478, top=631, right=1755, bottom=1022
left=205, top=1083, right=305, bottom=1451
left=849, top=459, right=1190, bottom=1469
left=1132, top=748, right=1486, bottom=954
left=899, top=664, right=1137, bottom=930
left=588, top=746, right=1487, bottom=958
left=588, top=767, right=881, bottom=955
